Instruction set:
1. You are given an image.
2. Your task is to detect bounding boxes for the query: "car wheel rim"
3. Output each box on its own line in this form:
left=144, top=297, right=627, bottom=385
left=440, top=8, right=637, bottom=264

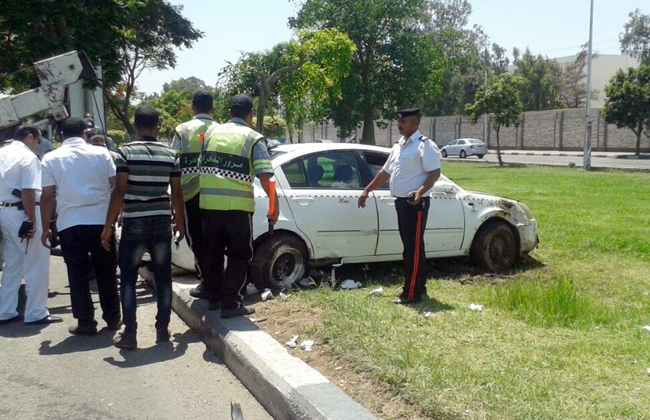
left=487, top=230, right=516, bottom=269
left=269, top=245, right=304, bottom=288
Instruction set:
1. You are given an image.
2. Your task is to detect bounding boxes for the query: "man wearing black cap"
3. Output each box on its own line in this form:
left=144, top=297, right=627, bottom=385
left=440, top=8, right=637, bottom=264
left=171, top=90, right=218, bottom=300
left=358, top=108, right=440, bottom=304
left=199, top=94, right=279, bottom=317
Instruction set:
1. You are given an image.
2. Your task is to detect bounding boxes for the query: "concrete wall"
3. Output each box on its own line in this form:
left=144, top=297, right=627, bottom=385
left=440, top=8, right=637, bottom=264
left=291, top=108, right=649, bottom=153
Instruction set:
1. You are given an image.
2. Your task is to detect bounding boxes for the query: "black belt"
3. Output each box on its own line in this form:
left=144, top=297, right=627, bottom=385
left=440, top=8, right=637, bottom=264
left=1, top=202, right=40, bottom=209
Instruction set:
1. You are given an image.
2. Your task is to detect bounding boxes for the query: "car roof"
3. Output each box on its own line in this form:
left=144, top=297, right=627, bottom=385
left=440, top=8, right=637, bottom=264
left=270, top=142, right=392, bottom=166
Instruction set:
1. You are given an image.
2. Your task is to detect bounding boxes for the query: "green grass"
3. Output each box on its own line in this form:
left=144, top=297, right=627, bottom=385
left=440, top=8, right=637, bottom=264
left=285, top=162, right=650, bottom=419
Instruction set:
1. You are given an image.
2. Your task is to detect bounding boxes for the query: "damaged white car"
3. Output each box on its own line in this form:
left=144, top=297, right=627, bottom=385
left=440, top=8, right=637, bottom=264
left=172, top=143, right=539, bottom=289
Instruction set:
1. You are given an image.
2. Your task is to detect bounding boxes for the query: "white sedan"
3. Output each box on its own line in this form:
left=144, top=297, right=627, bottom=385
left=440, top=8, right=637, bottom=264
left=172, top=143, right=538, bottom=289
left=441, top=138, right=487, bottom=159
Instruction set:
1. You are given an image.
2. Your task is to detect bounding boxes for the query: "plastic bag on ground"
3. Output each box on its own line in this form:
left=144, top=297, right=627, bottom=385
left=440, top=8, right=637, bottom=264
left=368, top=287, right=383, bottom=296
left=340, top=279, right=362, bottom=290
left=468, top=303, right=483, bottom=311
left=285, top=335, right=299, bottom=348
left=261, top=288, right=273, bottom=301
left=300, top=340, right=314, bottom=352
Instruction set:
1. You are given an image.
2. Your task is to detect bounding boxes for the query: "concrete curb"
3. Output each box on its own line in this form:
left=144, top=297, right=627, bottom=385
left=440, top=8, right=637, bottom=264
left=169, top=278, right=376, bottom=420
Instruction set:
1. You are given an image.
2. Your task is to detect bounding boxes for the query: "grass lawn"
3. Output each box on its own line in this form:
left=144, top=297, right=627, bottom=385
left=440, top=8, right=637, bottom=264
left=278, top=162, right=650, bottom=419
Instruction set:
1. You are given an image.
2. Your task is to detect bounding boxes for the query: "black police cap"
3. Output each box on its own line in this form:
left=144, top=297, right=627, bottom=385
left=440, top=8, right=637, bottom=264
left=229, top=94, right=254, bottom=113
left=396, top=108, right=421, bottom=118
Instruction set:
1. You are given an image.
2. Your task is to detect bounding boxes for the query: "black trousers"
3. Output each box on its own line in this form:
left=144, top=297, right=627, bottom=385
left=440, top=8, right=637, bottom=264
left=395, top=197, right=430, bottom=300
left=183, top=194, right=206, bottom=281
left=59, top=225, right=121, bottom=327
left=201, top=210, right=253, bottom=309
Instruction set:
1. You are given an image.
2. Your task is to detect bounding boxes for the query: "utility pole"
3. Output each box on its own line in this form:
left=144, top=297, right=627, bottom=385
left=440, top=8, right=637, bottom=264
left=483, top=47, right=488, bottom=144
left=584, top=0, right=594, bottom=170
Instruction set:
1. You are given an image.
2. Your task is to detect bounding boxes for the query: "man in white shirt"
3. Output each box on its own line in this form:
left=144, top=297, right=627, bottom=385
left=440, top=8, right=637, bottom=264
left=358, top=108, right=441, bottom=304
left=0, top=125, right=61, bottom=325
left=41, top=118, right=121, bottom=335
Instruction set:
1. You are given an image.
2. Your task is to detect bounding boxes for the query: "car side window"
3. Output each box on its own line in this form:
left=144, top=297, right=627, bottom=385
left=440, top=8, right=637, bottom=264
left=450, top=140, right=458, bottom=146
left=297, top=151, right=362, bottom=189
left=362, top=152, right=389, bottom=190
left=282, top=160, right=308, bottom=188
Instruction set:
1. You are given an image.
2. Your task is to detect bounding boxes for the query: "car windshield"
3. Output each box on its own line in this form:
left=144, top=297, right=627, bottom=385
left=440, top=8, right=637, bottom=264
left=469, top=140, right=483, bottom=144
left=269, top=149, right=286, bottom=159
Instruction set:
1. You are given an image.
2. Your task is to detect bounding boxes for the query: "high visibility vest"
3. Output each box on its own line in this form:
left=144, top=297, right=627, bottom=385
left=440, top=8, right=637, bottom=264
left=199, top=122, right=264, bottom=213
left=175, top=117, right=218, bottom=201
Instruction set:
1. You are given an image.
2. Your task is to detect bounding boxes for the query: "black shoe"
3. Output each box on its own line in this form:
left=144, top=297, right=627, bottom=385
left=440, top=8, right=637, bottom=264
left=69, top=324, right=98, bottom=336
left=25, top=315, right=63, bottom=325
left=189, top=286, right=210, bottom=299
left=208, top=300, right=220, bottom=311
left=156, top=328, right=171, bottom=344
left=391, top=296, right=421, bottom=305
left=221, top=305, right=255, bottom=318
left=106, top=319, right=123, bottom=331
left=0, top=315, right=21, bottom=325
left=114, top=331, right=137, bottom=349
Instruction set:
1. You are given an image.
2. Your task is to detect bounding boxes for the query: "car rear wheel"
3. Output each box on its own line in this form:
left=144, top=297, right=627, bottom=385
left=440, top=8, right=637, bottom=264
left=250, top=234, right=308, bottom=290
left=477, top=154, right=485, bottom=159
left=441, top=149, right=447, bottom=158
left=460, top=150, right=467, bottom=158
left=471, top=220, right=518, bottom=273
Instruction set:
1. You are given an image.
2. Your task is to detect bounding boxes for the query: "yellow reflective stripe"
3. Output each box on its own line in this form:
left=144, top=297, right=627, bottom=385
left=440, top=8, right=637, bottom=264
left=200, top=188, right=254, bottom=199
left=241, top=131, right=260, bottom=157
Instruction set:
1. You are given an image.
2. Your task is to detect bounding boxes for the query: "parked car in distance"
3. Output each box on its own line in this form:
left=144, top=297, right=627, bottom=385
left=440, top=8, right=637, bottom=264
left=441, top=138, right=487, bottom=159
left=170, top=143, right=539, bottom=291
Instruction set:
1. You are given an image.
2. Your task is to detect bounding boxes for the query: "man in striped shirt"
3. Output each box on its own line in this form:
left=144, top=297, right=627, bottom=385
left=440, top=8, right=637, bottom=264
left=101, top=105, right=185, bottom=350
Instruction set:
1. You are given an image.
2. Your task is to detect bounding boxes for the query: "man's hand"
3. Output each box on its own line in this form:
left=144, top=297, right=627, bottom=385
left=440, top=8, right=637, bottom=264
left=100, top=226, right=113, bottom=251
left=408, top=190, right=422, bottom=206
left=41, top=229, right=52, bottom=249
left=358, top=190, right=369, bottom=208
left=26, top=222, right=36, bottom=240
left=173, top=221, right=185, bottom=243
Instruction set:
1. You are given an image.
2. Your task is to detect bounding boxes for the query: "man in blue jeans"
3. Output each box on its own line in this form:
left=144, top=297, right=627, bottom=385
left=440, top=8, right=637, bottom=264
left=101, top=106, right=185, bottom=349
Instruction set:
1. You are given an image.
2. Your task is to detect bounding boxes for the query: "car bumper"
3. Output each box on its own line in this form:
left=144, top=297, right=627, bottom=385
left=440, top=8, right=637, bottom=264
left=517, top=219, right=538, bottom=252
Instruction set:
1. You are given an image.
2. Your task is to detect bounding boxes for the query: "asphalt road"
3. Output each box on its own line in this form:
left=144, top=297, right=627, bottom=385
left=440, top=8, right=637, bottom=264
left=444, top=153, right=650, bottom=170
left=0, top=256, right=272, bottom=420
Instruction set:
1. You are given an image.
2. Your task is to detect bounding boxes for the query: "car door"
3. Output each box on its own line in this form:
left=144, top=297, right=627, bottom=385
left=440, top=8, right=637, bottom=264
left=358, top=150, right=465, bottom=256
left=281, top=150, right=379, bottom=259
left=448, top=140, right=459, bottom=154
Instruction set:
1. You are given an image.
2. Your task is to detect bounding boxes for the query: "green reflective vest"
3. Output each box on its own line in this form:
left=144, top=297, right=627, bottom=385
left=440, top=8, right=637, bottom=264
left=175, top=117, right=218, bottom=202
left=199, top=122, right=264, bottom=212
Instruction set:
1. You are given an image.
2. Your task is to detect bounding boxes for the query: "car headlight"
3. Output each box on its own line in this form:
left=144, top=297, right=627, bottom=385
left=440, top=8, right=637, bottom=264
left=518, top=202, right=533, bottom=219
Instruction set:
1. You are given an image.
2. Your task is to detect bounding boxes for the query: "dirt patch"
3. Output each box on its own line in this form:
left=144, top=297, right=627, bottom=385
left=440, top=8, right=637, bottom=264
left=251, top=298, right=432, bottom=420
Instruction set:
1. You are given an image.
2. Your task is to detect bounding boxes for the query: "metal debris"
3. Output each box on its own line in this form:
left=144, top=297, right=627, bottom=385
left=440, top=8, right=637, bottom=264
left=279, top=292, right=290, bottom=299
left=261, top=288, right=273, bottom=301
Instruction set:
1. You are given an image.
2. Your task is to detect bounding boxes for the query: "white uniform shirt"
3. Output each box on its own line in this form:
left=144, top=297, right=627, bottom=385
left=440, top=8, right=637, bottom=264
left=0, top=141, right=42, bottom=203
left=382, top=130, right=441, bottom=198
left=41, top=137, right=116, bottom=232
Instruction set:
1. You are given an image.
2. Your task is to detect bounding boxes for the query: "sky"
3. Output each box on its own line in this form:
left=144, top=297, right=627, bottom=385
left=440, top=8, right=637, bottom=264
left=137, top=0, right=644, bottom=95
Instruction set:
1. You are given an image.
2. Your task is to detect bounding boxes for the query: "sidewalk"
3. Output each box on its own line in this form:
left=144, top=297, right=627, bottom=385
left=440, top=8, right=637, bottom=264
left=489, top=150, right=650, bottom=159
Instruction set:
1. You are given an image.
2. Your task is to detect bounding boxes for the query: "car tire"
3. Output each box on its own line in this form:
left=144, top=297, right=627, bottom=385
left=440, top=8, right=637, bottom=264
left=477, top=154, right=484, bottom=159
left=250, top=234, right=308, bottom=291
left=441, top=149, right=447, bottom=158
left=460, top=150, right=467, bottom=158
left=471, top=219, right=518, bottom=273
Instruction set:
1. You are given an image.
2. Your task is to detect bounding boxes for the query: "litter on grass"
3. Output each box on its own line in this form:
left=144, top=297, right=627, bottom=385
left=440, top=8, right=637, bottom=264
left=423, top=311, right=434, bottom=318
left=641, top=326, right=650, bottom=332
left=368, top=287, right=383, bottom=296
left=279, top=292, right=290, bottom=299
left=468, top=303, right=483, bottom=312
left=246, top=283, right=259, bottom=295
left=300, top=340, right=314, bottom=352
left=340, top=279, right=362, bottom=290
left=285, top=335, right=299, bottom=348
left=261, top=288, right=273, bottom=301
left=299, top=278, right=315, bottom=287
left=647, top=368, right=650, bottom=376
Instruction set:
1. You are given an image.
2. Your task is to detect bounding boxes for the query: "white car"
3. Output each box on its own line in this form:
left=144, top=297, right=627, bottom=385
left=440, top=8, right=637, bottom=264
left=441, top=138, right=487, bottom=159
left=172, top=143, right=538, bottom=289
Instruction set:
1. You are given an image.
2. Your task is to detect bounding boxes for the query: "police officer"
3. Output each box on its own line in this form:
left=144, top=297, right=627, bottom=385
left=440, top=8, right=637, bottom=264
left=358, top=108, right=440, bottom=304
left=199, top=94, right=278, bottom=317
left=171, top=90, right=218, bottom=300
left=0, top=125, right=61, bottom=325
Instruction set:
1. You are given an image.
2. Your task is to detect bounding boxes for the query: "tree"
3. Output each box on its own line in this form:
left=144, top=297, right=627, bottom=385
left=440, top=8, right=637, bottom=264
left=466, top=73, right=523, bottom=166
left=219, top=29, right=355, bottom=135
left=602, top=65, right=650, bottom=156
left=620, top=9, right=650, bottom=65
left=512, top=48, right=562, bottom=111
left=290, top=0, right=442, bottom=144
left=560, top=43, right=598, bottom=108
left=0, top=0, right=202, bottom=138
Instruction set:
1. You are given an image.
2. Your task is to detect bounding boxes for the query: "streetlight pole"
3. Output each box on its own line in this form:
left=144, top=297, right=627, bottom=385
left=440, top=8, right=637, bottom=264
left=584, top=0, right=594, bottom=170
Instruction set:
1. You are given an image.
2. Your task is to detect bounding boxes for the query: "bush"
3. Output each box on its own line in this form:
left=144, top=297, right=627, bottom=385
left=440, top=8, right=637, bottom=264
left=106, top=129, right=129, bottom=147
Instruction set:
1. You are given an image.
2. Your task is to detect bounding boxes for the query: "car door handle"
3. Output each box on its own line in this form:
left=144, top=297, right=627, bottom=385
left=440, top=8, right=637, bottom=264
left=291, top=196, right=314, bottom=205
left=379, top=196, right=396, bottom=205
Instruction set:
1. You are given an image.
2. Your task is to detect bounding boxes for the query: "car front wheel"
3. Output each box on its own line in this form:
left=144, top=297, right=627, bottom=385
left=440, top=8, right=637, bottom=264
left=477, top=154, right=485, bottom=159
left=250, top=234, right=308, bottom=290
left=460, top=150, right=467, bottom=158
left=471, top=220, right=518, bottom=272
left=441, top=149, right=447, bottom=158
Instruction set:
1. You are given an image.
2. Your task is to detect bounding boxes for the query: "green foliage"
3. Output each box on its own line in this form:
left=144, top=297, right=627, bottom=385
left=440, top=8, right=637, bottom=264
left=106, top=129, right=129, bottom=147
left=559, top=43, right=598, bottom=108
left=252, top=116, right=287, bottom=139
left=290, top=0, right=442, bottom=144
left=602, top=65, right=650, bottom=155
left=512, top=48, right=563, bottom=111
left=620, top=8, right=650, bottom=65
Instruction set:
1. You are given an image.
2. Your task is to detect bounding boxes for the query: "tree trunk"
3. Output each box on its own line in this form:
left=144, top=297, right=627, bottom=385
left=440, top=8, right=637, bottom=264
left=104, top=93, right=136, bottom=140
left=496, top=126, right=504, bottom=167
left=361, top=107, right=375, bottom=145
left=635, top=122, right=642, bottom=156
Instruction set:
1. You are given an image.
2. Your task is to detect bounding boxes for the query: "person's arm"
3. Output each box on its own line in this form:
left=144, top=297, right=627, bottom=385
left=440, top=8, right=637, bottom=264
left=408, top=169, right=440, bottom=206
left=40, top=186, right=55, bottom=248
left=101, top=172, right=127, bottom=250
left=170, top=176, right=185, bottom=242
left=258, top=173, right=279, bottom=224
left=358, top=170, right=391, bottom=209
